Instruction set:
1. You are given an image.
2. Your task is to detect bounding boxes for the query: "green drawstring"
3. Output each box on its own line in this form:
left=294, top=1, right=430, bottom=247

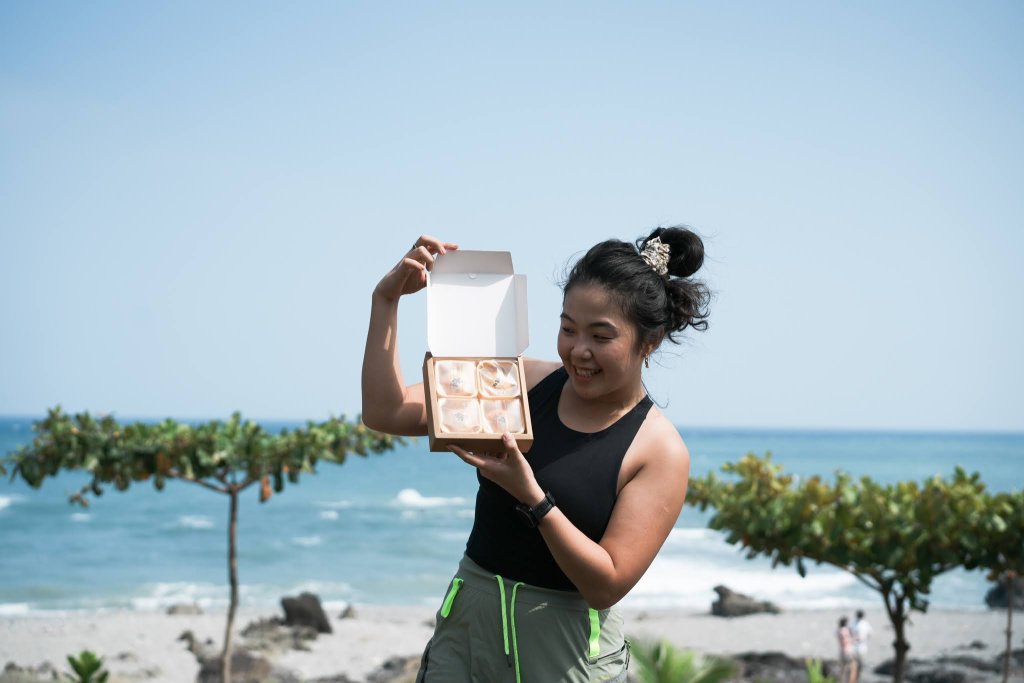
left=494, top=575, right=524, bottom=682
left=510, top=581, right=524, bottom=683
left=494, top=575, right=511, bottom=665
left=440, top=578, right=463, bottom=619
left=588, top=607, right=601, bottom=659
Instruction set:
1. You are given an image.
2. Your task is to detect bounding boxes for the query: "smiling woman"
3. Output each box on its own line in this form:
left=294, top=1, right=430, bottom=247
left=361, top=228, right=710, bottom=683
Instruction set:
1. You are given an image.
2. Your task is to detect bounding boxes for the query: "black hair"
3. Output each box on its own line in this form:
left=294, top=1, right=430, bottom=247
left=562, top=226, right=711, bottom=352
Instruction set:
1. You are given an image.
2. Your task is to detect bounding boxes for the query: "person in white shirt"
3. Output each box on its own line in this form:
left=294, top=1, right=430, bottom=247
left=852, top=610, right=872, bottom=682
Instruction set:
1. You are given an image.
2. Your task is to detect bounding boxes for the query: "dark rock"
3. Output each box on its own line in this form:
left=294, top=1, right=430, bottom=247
left=194, top=649, right=275, bottom=683
left=936, top=654, right=1000, bottom=673
left=167, top=603, right=204, bottom=615
left=0, top=661, right=53, bottom=683
left=874, top=656, right=1000, bottom=683
left=281, top=592, right=332, bottom=634
left=240, top=617, right=317, bottom=654
left=339, top=604, right=357, bottom=619
left=728, top=651, right=806, bottom=681
left=366, top=655, right=421, bottom=683
left=984, top=575, right=1024, bottom=610
left=711, top=585, right=782, bottom=617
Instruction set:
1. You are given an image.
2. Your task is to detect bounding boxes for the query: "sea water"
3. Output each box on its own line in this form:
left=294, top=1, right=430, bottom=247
left=0, top=416, right=1020, bottom=616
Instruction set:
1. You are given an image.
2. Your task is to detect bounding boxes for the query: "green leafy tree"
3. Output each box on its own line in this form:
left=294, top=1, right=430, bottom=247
left=64, top=650, right=109, bottom=683
left=964, top=490, right=1024, bottom=683
left=687, top=454, right=991, bottom=683
left=629, top=638, right=736, bottom=683
left=5, top=406, right=401, bottom=683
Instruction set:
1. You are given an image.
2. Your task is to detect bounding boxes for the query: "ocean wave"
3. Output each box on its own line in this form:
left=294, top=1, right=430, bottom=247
left=624, top=555, right=861, bottom=611
left=0, top=602, right=30, bottom=616
left=319, top=510, right=340, bottom=520
left=292, top=536, right=322, bottom=547
left=70, top=512, right=91, bottom=523
left=129, top=581, right=229, bottom=611
left=0, top=495, right=24, bottom=512
left=177, top=515, right=214, bottom=530
left=393, top=488, right=467, bottom=508
left=316, top=500, right=353, bottom=510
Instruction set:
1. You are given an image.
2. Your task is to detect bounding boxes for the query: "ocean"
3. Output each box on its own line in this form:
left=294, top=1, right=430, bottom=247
left=0, top=416, right=1020, bottom=617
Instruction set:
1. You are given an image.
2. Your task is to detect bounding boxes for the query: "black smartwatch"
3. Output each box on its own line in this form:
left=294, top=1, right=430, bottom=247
left=515, top=491, right=556, bottom=529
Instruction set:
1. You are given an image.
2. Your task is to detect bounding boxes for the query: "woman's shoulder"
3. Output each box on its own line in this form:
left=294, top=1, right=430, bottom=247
left=522, top=357, right=564, bottom=392
left=634, top=405, right=690, bottom=466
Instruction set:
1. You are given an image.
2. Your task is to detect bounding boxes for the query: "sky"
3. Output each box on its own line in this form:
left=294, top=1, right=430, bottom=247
left=1, top=2, right=1022, bottom=431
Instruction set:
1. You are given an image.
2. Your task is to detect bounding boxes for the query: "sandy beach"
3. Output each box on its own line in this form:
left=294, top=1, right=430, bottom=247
left=1, top=605, right=1015, bottom=682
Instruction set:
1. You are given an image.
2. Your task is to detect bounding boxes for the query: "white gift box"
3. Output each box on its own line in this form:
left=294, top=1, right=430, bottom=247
left=422, top=250, right=534, bottom=453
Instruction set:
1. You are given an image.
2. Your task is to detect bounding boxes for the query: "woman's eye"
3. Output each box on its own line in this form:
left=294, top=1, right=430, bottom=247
left=561, top=327, right=575, bottom=335
left=594, top=336, right=611, bottom=342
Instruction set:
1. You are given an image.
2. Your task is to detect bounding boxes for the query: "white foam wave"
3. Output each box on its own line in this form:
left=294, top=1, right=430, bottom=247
left=317, top=500, right=353, bottom=510
left=319, top=510, right=339, bottom=520
left=292, top=536, right=322, bottom=547
left=129, top=581, right=229, bottom=611
left=623, top=554, right=861, bottom=611
left=0, top=495, right=23, bottom=511
left=70, top=512, right=91, bottom=522
left=665, top=527, right=719, bottom=542
left=394, top=488, right=467, bottom=508
left=0, top=602, right=30, bottom=616
left=178, top=515, right=214, bottom=530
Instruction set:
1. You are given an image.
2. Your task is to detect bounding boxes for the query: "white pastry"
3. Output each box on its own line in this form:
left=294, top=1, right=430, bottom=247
left=477, top=360, right=520, bottom=398
left=435, top=360, right=478, bottom=397
left=438, top=398, right=482, bottom=434
left=480, top=399, right=525, bottom=434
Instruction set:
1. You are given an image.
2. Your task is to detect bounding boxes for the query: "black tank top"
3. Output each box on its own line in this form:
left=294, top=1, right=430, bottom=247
left=465, top=366, right=654, bottom=590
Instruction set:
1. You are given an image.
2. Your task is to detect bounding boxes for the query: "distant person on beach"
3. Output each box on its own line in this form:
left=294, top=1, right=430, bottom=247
left=362, top=230, right=710, bottom=682
left=838, top=616, right=857, bottom=683
left=852, top=610, right=871, bottom=681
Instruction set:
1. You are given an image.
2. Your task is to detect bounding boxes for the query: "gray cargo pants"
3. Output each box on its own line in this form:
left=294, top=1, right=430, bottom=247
left=415, top=554, right=629, bottom=683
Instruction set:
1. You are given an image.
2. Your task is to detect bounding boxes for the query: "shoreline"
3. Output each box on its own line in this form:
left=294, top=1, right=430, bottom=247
left=1, top=605, right=1014, bottom=682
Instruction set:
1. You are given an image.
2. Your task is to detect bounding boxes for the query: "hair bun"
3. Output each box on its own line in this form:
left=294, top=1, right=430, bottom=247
left=640, top=226, right=704, bottom=278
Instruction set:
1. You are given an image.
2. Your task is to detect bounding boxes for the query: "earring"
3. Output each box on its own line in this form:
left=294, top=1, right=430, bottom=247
left=644, top=355, right=650, bottom=369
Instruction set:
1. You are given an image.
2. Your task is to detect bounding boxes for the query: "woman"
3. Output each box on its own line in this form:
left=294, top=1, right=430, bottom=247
left=837, top=616, right=857, bottom=683
left=361, top=229, right=710, bottom=683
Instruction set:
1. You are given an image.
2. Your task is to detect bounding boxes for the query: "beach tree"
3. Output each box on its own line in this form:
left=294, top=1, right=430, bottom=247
left=3, top=406, right=401, bottom=683
left=964, top=491, right=1024, bottom=683
left=687, top=454, right=990, bottom=683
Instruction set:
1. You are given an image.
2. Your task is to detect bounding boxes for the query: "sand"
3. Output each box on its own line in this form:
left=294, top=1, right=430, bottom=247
left=0, top=605, right=1015, bottom=682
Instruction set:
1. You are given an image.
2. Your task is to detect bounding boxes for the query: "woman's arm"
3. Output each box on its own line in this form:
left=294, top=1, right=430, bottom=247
left=450, top=418, right=689, bottom=609
left=360, top=236, right=457, bottom=435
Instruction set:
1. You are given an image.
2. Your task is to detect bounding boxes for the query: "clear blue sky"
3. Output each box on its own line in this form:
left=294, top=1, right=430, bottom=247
left=2, top=2, right=1022, bottom=431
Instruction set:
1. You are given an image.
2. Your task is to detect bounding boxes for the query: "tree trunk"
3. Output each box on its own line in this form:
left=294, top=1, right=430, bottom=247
left=892, top=602, right=909, bottom=683
left=1004, top=571, right=1016, bottom=683
left=220, top=488, right=239, bottom=682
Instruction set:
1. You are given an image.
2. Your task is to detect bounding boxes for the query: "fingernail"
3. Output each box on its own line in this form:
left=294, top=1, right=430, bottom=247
left=502, top=433, right=513, bottom=443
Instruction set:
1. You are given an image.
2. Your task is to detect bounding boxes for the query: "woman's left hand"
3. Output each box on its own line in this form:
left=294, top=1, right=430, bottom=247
left=449, top=433, right=544, bottom=505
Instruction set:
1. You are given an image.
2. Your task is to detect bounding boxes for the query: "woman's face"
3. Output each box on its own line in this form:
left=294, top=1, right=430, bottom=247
left=557, top=283, right=647, bottom=403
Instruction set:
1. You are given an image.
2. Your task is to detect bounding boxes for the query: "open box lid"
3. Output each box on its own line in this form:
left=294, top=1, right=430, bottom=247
left=427, top=250, right=529, bottom=357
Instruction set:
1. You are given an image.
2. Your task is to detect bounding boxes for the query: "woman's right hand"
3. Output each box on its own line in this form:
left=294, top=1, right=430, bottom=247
left=373, top=235, right=459, bottom=303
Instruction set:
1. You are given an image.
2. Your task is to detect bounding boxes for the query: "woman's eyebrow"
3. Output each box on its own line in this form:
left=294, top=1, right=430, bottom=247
left=560, top=313, right=617, bottom=330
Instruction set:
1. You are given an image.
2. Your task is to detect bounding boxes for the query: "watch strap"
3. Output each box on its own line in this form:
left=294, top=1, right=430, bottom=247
left=516, top=491, right=556, bottom=528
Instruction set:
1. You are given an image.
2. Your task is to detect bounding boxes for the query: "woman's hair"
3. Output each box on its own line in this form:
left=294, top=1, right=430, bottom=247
left=562, top=226, right=711, bottom=351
